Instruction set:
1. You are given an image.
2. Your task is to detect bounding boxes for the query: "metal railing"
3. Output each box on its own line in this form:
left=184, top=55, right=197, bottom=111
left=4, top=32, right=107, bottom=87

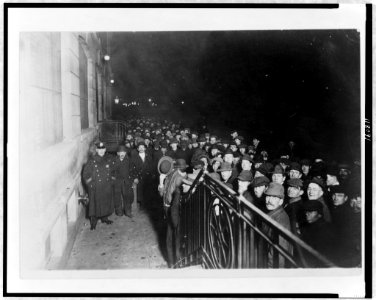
left=176, top=171, right=336, bottom=269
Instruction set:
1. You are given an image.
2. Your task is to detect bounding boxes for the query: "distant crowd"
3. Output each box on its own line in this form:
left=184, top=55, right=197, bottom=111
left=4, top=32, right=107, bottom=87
left=84, top=117, right=361, bottom=268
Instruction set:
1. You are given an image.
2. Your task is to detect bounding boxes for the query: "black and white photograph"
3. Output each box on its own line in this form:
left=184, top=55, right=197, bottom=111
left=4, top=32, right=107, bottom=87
left=5, top=3, right=370, bottom=297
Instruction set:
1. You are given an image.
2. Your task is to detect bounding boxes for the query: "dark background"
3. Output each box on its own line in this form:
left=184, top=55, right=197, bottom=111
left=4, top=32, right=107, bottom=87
left=109, top=30, right=360, bottom=161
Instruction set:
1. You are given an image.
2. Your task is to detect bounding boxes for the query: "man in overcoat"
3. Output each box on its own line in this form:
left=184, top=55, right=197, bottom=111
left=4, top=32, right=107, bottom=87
left=83, top=142, right=115, bottom=230
left=130, top=141, right=153, bottom=209
left=112, top=145, right=133, bottom=218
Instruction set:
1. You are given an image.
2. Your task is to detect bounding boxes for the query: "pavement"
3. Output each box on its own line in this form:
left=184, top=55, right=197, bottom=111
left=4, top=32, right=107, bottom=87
left=65, top=198, right=168, bottom=270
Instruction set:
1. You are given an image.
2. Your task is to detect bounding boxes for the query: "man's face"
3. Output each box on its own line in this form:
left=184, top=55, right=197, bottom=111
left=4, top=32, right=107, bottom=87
left=192, top=134, right=198, bottom=139
left=239, top=148, right=246, bottom=155
left=117, top=151, right=127, bottom=160
left=307, top=183, right=323, bottom=200
left=253, top=138, right=259, bottom=146
left=254, top=185, right=267, bottom=198
left=326, top=174, right=337, bottom=186
left=221, top=170, right=232, bottom=181
left=305, top=211, right=320, bottom=224
left=223, top=143, right=229, bottom=149
left=182, top=183, right=191, bottom=193
left=96, top=148, right=106, bottom=157
left=211, top=148, right=219, bottom=156
left=339, top=168, right=350, bottom=180
left=171, top=143, right=178, bottom=150
left=255, top=162, right=263, bottom=169
left=192, top=142, right=199, bottom=148
left=210, top=137, right=216, bottom=144
left=350, top=196, right=361, bottom=213
left=272, top=173, right=285, bottom=185
left=231, top=132, right=238, bottom=138
left=125, top=143, right=131, bottom=148
left=332, top=193, right=348, bottom=206
left=238, top=180, right=250, bottom=194
left=212, top=161, right=221, bottom=172
left=235, top=139, right=241, bottom=146
left=144, top=139, right=150, bottom=146
left=138, top=145, right=146, bottom=153
left=126, top=134, right=133, bottom=140
left=265, top=196, right=283, bottom=211
left=287, top=186, right=302, bottom=198
left=289, top=170, right=302, bottom=179
left=230, top=145, right=238, bottom=152
left=302, top=165, right=310, bottom=175
left=224, top=154, right=234, bottom=164
left=241, top=160, right=252, bottom=171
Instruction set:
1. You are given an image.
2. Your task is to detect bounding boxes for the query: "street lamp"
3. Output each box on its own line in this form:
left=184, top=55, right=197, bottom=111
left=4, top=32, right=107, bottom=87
left=114, top=96, right=119, bottom=104
left=104, top=55, right=110, bottom=61
left=181, top=101, right=184, bottom=104
left=110, top=79, right=114, bottom=84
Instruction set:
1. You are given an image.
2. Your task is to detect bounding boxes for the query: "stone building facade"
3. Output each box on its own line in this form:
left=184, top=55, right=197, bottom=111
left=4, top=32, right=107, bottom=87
left=19, top=32, right=112, bottom=270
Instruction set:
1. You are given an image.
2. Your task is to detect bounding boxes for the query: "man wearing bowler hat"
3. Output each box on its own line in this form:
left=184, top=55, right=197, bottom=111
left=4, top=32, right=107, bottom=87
left=83, top=141, right=115, bottom=230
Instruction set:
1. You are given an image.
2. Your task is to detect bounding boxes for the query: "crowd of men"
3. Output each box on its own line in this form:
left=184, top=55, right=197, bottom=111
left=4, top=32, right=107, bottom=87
left=82, top=117, right=361, bottom=269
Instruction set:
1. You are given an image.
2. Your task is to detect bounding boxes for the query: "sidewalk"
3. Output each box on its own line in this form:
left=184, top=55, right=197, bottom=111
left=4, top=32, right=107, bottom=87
left=65, top=200, right=168, bottom=269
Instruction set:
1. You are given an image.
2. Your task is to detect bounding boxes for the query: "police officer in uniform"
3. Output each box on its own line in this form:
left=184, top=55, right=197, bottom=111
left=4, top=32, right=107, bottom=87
left=83, top=141, right=115, bottom=230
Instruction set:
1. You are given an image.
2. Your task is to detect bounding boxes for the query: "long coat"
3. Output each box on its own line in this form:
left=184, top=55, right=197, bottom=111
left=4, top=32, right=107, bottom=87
left=300, top=218, right=336, bottom=267
left=83, top=153, right=115, bottom=217
left=111, top=155, right=133, bottom=213
left=130, top=152, right=153, bottom=181
left=262, top=206, right=293, bottom=268
left=129, top=152, right=153, bottom=205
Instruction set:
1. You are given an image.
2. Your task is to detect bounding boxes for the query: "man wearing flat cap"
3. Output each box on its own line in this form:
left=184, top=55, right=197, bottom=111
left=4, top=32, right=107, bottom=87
left=237, top=170, right=254, bottom=205
left=240, top=154, right=253, bottom=172
left=271, top=164, right=286, bottom=185
left=251, top=175, right=270, bottom=210
left=217, top=162, right=234, bottom=189
left=262, top=182, right=292, bottom=268
left=112, top=145, right=133, bottom=218
left=288, top=162, right=302, bottom=180
left=284, top=178, right=305, bottom=236
left=83, top=142, right=115, bottom=230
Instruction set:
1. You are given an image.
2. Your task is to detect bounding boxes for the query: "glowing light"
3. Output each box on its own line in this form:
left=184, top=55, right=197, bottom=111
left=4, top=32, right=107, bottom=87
left=104, top=55, right=110, bottom=61
left=110, top=79, right=114, bottom=84
left=181, top=101, right=184, bottom=104
left=114, top=96, right=119, bottom=104
left=148, top=98, right=152, bottom=102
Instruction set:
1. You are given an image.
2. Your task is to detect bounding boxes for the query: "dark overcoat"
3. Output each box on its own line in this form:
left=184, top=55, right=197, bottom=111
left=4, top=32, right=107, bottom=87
left=83, top=153, right=115, bottom=217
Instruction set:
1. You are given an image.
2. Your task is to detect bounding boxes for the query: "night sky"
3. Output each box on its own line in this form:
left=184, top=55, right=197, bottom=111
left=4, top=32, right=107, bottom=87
left=109, top=30, right=360, bottom=161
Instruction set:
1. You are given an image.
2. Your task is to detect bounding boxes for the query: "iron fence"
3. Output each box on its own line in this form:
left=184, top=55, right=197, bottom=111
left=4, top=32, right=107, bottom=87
left=176, top=171, right=336, bottom=269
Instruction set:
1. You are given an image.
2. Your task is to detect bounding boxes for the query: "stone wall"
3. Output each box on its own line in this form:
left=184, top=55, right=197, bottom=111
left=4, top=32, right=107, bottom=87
left=19, top=32, right=110, bottom=271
